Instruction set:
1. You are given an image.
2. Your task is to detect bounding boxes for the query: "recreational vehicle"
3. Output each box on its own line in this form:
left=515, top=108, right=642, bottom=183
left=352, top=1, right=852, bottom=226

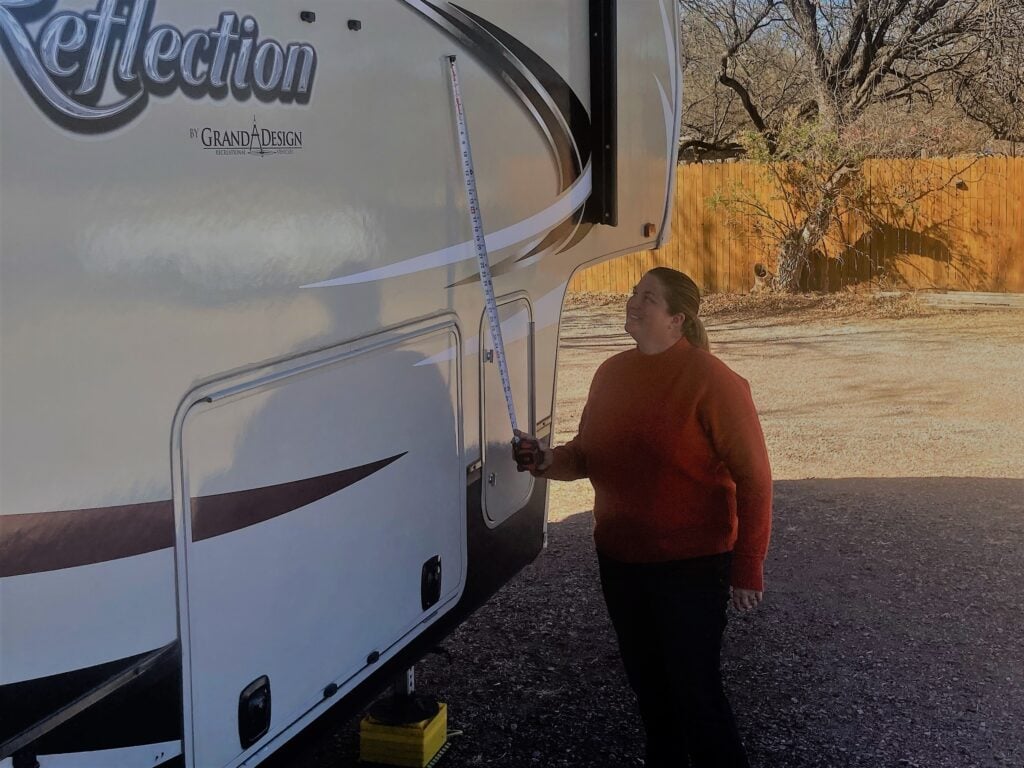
left=0, top=1, right=681, bottom=766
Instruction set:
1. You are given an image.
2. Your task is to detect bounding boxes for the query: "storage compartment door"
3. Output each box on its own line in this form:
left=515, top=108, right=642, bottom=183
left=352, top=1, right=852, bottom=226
left=177, top=325, right=463, bottom=768
left=480, top=297, right=534, bottom=526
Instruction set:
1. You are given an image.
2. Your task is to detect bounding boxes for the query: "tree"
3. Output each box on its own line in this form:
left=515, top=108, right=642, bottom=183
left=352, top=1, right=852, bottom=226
left=679, top=0, right=1020, bottom=290
left=679, top=0, right=810, bottom=161
left=953, top=3, right=1024, bottom=150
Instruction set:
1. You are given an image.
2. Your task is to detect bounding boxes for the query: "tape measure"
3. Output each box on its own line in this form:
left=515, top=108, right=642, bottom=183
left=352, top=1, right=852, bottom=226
left=447, top=55, right=520, bottom=439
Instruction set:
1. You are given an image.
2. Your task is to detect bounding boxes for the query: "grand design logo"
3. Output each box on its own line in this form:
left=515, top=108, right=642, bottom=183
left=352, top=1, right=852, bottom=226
left=0, top=0, right=317, bottom=134
left=193, top=116, right=303, bottom=156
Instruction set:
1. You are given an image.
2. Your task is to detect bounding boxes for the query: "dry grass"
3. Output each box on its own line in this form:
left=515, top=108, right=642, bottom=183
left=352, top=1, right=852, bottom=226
left=700, top=291, right=936, bottom=322
left=564, top=290, right=944, bottom=323
left=561, top=291, right=631, bottom=310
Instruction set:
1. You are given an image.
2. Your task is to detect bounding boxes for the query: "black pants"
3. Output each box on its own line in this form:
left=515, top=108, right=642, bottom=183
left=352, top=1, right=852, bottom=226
left=598, top=552, right=750, bottom=768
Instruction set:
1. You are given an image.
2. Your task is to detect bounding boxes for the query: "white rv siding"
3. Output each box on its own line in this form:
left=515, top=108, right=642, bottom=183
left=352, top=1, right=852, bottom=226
left=0, top=1, right=681, bottom=765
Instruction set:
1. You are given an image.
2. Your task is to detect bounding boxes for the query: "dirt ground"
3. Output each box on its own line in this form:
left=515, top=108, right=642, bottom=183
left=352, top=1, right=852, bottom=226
left=272, top=296, right=1024, bottom=768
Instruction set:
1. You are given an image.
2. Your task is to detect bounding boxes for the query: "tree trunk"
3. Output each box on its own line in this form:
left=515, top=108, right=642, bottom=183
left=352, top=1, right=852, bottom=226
left=775, top=163, right=860, bottom=292
left=776, top=232, right=809, bottom=292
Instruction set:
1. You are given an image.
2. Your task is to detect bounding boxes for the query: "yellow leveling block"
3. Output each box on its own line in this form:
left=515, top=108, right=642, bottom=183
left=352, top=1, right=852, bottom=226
left=359, top=701, right=447, bottom=767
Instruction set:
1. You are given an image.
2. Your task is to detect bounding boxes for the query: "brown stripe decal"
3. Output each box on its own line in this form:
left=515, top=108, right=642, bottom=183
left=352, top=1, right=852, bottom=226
left=190, top=454, right=405, bottom=542
left=0, top=454, right=406, bottom=578
left=0, top=501, right=174, bottom=581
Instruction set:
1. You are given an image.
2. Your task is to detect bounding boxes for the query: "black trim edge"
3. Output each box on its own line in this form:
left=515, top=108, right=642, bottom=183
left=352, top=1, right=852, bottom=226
left=588, top=0, right=617, bottom=226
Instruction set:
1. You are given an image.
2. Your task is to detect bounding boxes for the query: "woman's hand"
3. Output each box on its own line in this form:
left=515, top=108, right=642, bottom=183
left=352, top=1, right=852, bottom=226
left=512, top=430, right=551, bottom=472
left=730, top=588, right=763, bottom=612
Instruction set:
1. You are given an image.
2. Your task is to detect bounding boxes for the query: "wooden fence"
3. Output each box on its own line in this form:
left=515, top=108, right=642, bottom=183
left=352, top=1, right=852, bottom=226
left=570, top=156, right=1024, bottom=294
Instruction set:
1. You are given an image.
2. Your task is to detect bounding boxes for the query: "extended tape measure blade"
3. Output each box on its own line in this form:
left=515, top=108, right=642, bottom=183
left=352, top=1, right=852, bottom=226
left=447, top=55, right=520, bottom=438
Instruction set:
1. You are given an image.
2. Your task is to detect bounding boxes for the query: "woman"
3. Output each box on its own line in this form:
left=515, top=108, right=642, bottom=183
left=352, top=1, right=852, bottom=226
left=514, top=267, right=771, bottom=768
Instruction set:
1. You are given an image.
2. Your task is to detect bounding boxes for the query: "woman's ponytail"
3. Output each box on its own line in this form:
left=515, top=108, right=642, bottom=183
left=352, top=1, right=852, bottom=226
left=649, top=267, right=710, bottom=352
left=684, top=315, right=710, bottom=352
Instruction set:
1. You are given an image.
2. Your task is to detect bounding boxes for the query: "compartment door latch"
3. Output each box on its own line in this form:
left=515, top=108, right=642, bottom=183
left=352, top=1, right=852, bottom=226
left=421, top=556, right=442, bottom=611
left=238, top=675, right=271, bottom=749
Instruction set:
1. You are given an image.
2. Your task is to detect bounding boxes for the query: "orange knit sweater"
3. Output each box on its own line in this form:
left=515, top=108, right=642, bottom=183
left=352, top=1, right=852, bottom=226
left=541, top=338, right=772, bottom=591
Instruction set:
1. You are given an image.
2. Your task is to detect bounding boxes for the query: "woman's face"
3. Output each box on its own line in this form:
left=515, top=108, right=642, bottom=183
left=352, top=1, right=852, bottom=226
left=625, top=272, right=684, bottom=348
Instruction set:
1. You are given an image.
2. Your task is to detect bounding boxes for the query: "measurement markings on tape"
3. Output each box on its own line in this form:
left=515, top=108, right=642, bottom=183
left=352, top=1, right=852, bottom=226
left=447, top=55, right=520, bottom=440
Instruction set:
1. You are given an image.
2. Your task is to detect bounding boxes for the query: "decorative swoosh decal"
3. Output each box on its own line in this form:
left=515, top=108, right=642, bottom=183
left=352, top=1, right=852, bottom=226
left=405, top=1, right=595, bottom=274
left=428, top=2, right=589, bottom=185
left=305, top=2, right=595, bottom=291
left=0, top=454, right=405, bottom=578
left=448, top=3, right=596, bottom=263
left=189, top=453, right=404, bottom=542
left=303, top=166, right=591, bottom=289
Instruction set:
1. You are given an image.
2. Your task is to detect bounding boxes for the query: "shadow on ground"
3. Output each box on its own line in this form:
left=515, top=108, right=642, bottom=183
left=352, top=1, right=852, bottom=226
left=271, top=477, right=1024, bottom=768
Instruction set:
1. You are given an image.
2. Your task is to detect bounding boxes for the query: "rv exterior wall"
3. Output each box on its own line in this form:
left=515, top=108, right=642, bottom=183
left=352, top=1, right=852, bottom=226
left=0, top=1, right=679, bottom=765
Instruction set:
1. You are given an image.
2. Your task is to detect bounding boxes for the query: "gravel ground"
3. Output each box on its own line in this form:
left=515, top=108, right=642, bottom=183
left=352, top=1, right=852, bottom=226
left=272, top=297, right=1024, bottom=768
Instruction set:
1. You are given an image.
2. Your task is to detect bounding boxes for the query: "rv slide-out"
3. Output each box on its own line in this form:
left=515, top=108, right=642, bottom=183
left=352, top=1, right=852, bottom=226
left=0, top=2, right=681, bottom=766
